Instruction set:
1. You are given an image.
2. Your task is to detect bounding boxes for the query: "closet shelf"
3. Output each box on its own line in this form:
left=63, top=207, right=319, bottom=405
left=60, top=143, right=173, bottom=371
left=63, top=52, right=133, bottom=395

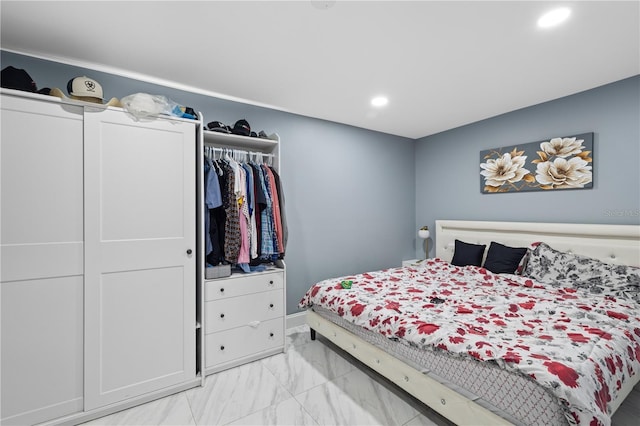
left=203, top=130, right=279, bottom=151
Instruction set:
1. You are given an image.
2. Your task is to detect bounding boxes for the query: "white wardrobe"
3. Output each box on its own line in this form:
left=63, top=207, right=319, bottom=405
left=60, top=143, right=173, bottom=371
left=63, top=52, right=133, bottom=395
left=1, top=90, right=199, bottom=425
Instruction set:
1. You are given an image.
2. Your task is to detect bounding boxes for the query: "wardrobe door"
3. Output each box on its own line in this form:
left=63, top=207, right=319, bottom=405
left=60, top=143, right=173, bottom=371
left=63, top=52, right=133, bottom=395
left=83, top=108, right=196, bottom=410
left=1, top=94, right=84, bottom=424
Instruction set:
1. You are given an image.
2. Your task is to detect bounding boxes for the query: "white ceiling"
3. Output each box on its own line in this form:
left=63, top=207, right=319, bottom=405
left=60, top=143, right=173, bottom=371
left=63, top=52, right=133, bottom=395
left=1, top=1, right=638, bottom=139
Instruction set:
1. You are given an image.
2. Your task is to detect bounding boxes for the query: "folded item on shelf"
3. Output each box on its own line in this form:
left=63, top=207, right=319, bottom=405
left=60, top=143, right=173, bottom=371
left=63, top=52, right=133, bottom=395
left=205, top=264, right=232, bottom=279
left=231, top=119, right=251, bottom=136
left=207, top=120, right=232, bottom=133
left=2, top=65, right=50, bottom=94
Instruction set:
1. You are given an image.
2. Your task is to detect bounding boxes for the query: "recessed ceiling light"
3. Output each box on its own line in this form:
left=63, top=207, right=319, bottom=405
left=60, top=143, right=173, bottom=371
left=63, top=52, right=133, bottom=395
left=371, top=96, right=388, bottom=107
left=537, top=7, right=571, bottom=28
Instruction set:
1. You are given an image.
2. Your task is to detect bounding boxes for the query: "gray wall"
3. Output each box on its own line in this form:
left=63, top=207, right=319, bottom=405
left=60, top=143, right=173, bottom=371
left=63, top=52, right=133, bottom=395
left=1, top=50, right=416, bottom=314
left=414, top=75, right=640, bottom=259
left=4, top=50, right=638, bottom=310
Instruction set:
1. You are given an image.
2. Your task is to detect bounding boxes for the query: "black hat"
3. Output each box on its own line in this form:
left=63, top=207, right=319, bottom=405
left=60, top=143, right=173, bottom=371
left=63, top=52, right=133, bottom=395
left=207, top=121, right=231, bottom=133
left=184, top=107, right=197, bottom=118
left=1, top=66, right=38, bottom=92
left=231, top=119, right=251, bottom=136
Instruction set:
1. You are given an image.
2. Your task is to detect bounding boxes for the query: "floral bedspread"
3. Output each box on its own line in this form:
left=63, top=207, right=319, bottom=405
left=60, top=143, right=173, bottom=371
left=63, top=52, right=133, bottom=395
left=299, top=258, right=640, bottom=426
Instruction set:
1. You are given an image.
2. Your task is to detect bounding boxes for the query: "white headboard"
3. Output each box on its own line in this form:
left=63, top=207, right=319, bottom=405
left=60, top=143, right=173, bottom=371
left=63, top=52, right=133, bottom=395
left=436, top=220, right=640, bottom=267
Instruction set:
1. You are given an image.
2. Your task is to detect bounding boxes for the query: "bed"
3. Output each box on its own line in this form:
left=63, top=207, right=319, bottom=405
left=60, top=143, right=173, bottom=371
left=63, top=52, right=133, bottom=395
left=299, top=220, right=640, bottom=426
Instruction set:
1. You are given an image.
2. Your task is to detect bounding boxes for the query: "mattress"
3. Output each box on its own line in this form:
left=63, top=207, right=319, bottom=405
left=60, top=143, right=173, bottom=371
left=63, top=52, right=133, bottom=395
left=312, top=305, right=568, bottom=426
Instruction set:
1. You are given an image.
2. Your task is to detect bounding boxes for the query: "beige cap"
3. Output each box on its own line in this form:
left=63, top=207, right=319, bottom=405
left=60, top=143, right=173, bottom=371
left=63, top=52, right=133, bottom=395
left=67, top=76, right=103, bottom=101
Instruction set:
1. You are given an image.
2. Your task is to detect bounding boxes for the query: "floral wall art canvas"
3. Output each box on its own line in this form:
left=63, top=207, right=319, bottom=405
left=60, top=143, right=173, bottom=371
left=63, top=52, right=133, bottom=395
left=480, top=133, right=593, bottom=193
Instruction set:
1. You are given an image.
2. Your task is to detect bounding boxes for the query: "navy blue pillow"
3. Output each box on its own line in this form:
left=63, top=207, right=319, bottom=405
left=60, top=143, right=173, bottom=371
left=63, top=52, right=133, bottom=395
left=451, top=240, right=486, bottom=267
left=483, top=241, right=528, bottom=274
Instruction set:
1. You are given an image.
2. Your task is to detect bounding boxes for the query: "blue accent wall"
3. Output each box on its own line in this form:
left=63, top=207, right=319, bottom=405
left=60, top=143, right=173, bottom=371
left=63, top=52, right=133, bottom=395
left=1, top=50, right=416, bottom=315
left=414, top=76, right=640, bottom=259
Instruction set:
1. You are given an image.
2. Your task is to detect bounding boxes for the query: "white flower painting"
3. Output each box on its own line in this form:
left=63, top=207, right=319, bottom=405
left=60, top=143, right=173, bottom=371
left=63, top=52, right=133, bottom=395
left=480, top=133, right=593, bottom=193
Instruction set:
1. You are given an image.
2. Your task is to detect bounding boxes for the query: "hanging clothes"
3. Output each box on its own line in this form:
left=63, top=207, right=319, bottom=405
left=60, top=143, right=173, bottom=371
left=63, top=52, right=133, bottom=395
left=242, top=162, right=258, bottom=260
left=203, top=159, right=213, bottom=257
left=262, top=165, right=283, bottom=255
left=269, top=166, right=288, bottom=256
left=257, top=163, right=277, bottom=259
left=221, top=159, right=241, bottom=264
left=250, top=162, right=266, bottom=262
left=204, top=148, right=285, bottom=268
left=204, top=153, right=224, bottom=264
left=236, top=163, right=251, bottom=265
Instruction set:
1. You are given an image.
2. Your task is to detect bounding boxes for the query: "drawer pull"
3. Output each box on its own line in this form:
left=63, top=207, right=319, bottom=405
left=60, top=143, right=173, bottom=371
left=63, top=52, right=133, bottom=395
left=269, top=332, right=274, bottom=337
left=269, top=280, right=274, bottom=285
left=220, top=288, right=225, bottom=293
left=269, top=303, right=274, bottom=308
left=220, top=345, right=225, bottom=351
left=248, top=320, right=260, bottom=328
left=220, top=313, right=225, bottom=318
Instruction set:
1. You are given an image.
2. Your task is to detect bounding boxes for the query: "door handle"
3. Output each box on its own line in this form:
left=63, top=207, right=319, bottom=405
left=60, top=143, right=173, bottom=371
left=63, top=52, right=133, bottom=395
left=186, top=249, right=193, bottom=255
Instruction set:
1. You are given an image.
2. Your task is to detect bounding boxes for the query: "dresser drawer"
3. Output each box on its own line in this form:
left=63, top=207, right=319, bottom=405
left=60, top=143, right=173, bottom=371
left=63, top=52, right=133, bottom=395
left=205, top=290, right=283, bottom=333
left=205, top=317, right=284, bottom=368
left=205, top=270, right=283, bottom=301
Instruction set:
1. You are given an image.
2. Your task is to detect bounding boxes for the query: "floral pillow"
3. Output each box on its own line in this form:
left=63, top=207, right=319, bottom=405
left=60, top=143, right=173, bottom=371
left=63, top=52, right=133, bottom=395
left=521, top=242, right=640, bottom=303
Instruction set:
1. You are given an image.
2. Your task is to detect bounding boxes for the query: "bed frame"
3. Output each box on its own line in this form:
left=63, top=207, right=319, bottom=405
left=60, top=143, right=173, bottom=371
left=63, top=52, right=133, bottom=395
left=306, top=220, right=640, bottom=426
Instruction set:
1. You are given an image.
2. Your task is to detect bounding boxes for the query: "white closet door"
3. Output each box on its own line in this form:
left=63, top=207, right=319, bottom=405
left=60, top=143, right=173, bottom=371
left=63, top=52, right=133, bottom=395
left=1, top=94, right=84, bottom=424
left=83, top=108, right=196, bottom=410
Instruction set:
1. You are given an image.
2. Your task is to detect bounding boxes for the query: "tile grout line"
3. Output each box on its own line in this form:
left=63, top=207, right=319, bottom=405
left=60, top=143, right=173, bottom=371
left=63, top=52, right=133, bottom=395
left=183, top=389, right=199, bottom=425
left=218, top=336, right=313, bottom=425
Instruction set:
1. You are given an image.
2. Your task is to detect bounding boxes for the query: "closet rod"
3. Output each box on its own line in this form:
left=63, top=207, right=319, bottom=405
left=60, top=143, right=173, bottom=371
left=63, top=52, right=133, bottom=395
left=205, top=147, right=275, bottom=158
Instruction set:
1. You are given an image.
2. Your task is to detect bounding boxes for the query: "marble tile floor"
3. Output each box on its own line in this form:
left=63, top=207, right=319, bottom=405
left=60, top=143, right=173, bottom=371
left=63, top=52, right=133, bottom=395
left=82, top=325, right=640, bottom=426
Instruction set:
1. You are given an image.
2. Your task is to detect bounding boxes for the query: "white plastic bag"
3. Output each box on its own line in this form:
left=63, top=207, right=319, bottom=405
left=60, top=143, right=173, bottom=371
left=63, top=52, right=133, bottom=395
left=121, top=93, right=196, bottom=120
left=121, top=93, right=169, bottom=118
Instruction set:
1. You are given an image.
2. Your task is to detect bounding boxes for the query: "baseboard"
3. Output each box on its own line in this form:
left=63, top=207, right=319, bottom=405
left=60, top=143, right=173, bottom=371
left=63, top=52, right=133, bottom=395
left=41, top=379, right=201, bottom=426
left=286, top=311, right=307, bottom=329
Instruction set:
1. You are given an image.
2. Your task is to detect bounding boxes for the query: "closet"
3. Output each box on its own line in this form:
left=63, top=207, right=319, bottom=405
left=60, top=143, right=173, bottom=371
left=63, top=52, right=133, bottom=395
left=200, top=130, right=286, bottom=375
left=1, top=90, right=84, bottom=425
left=1, top=90, right=200, bottom=425
left=83, top=108, right=197, bottom=410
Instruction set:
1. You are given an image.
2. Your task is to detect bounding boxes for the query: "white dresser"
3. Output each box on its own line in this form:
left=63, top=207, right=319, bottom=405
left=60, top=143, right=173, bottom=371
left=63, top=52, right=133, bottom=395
left=204, top=269, right=285, bottom=373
